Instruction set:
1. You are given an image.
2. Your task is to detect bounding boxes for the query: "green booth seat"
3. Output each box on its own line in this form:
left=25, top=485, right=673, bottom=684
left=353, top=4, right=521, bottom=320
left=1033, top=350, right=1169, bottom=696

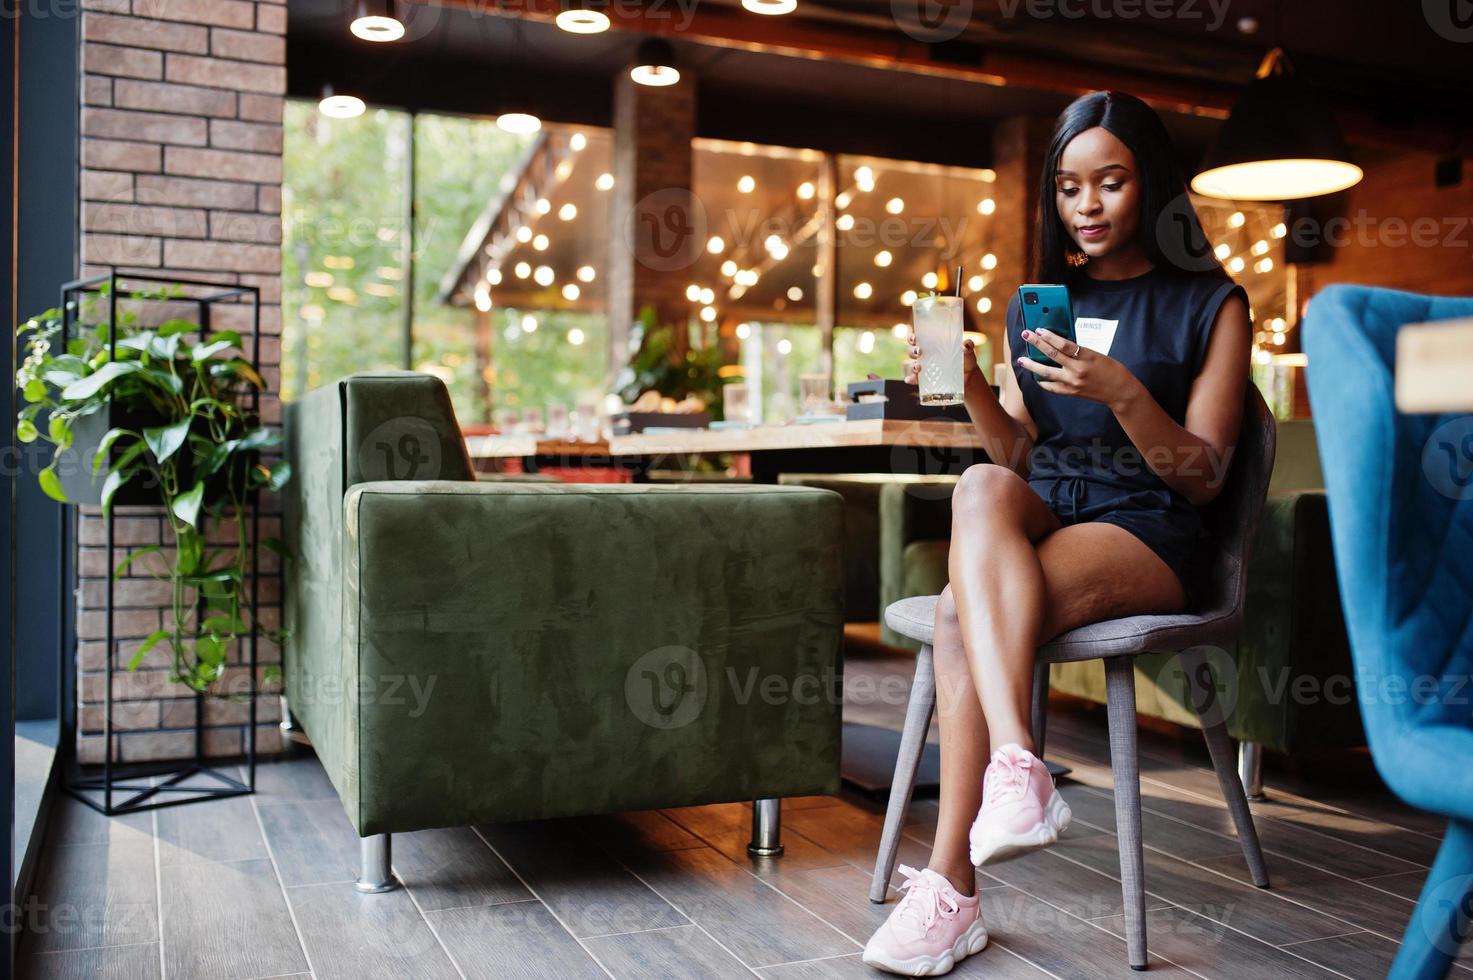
left=284, top=372, right=846, bottom=889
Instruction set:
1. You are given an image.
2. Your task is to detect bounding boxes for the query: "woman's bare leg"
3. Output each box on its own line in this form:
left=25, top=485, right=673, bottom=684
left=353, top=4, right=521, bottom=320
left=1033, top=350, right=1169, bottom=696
left=946, top=465, right=1064, bottom=752
left=926, top=466, right=1188, bottom=886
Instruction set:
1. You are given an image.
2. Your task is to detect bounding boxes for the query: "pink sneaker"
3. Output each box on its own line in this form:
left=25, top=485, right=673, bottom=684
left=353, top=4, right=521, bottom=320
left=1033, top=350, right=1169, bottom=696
left=968, top=743, right=1071, bottom=866
left=862, top=865, right=988, bottom=976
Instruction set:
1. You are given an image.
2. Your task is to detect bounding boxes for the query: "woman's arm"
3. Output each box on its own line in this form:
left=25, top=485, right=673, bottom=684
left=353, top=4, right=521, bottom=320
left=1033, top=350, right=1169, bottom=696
left=1017, top=292, right=1252, bottom=506
left=965, top=331, right=1037, bottom=477
left=1108, top=294, right=1252, bottom=506
left=904, top=329, right=1038, bottom=477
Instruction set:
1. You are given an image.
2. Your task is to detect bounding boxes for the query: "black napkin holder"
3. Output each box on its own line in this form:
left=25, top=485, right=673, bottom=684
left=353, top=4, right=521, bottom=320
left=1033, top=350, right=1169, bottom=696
left=845, top=379, right=971, bottom=423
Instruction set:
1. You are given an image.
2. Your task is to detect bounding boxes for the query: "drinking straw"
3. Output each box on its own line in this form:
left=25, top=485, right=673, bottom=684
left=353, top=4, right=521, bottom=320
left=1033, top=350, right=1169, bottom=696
left=954, top=265, right=962, bottom=297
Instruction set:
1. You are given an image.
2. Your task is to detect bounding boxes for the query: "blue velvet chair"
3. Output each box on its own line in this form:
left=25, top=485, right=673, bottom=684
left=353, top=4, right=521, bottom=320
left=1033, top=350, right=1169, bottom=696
left=1303, top=285, right=1473, bottom=980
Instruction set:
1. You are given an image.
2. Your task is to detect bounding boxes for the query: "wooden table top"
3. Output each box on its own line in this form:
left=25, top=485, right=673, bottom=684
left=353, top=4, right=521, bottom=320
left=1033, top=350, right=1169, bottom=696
left=606, top=418, right=982, bottom=456
left=465, top=434, right=612, bottom=459
left=1396, top=317, right=1473, bottom=413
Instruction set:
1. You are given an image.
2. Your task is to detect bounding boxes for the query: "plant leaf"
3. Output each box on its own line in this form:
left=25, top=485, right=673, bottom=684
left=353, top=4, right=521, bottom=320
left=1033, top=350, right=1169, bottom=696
left=171, top=481, right=205, bottom=527
left=37, top=465, right=67, bottom=502
left=266, top=460, right=292, bottom=491
left=91, top=427, right=133, bottom=473
left=23, top=379, right=46, bottom=403
left=60, top=361, right=140, bottom=400
left=144, top=418, right=192, bottom=464
left=127, top=630, right=171, bottom=671
left=16, top=418, right=38, bottom=443
left=100, top=467, right=129, bottom=515
left=157, top=319, right=197, bottom=337
left=191, top=339, right=237, bottom=362
left=112, top=545, right=162, bottom=579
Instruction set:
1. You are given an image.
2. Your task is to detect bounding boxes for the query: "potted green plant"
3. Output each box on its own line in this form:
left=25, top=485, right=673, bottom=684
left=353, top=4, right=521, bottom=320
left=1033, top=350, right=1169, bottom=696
left=614, top=306, right=728, bottom=421
left=14, top=281, right=289, bottom=694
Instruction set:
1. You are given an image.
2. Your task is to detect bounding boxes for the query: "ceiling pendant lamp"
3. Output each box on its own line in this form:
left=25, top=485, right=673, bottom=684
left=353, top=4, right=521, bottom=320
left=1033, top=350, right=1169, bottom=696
left=496, top=99, right=542, bottom=134
left=555, top=0, right=610, bottom=34
left=1192, top=48, right=1362, bottom=201
left=349, top=0, right=405, bottom=41
left=318, top=84, right=366, bottom=119
left=630, top=39, right=679, bottom=87
left=742, top=0, right=797, bottom=13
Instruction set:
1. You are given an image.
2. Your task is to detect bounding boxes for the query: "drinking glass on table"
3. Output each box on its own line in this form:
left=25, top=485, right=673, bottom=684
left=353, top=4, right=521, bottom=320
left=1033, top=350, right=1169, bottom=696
left=911, top=294, right=966, bottom=405
left=496, top=408, right=521, bottom=434
left=799, top=374, right=832, bottom=415
left=723, top=382, right=752, bottom=426
left=546, top=403, right=569, bottom=438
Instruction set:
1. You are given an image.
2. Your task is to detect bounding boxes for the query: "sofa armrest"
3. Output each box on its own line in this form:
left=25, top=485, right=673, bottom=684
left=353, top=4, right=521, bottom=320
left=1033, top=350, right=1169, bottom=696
left=327, top=481, right=846, bottom=835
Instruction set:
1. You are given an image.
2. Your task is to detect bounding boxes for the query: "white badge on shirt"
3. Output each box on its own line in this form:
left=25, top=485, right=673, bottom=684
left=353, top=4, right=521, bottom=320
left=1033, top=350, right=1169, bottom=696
left=1073, top=316, right=1119, bottom=356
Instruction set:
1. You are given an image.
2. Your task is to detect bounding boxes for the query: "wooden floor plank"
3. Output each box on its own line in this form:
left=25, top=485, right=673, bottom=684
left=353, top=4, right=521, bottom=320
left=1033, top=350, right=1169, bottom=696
left=255, top=797, right=361, bottom=887
left=1195, top=853, right=1416, bottom=940
left=981, top=845, right=1176, bottom=922
left=252, top=755, right=341, bottom=803
left=1055, top=833, right=1362, bottom=946
left=25, top=838, right=158, bottom=953
left=478, top=820, right=689, bottom=938
left=156, top=794, right=269, bottom=866
left=288, top=880, right=461, bottom=980
left=618, top=844, right=856, bottom=969
left=759, top=861, right=907, bottom=944
left=1089, top=905, right=1344, bottom=979
left=160, top=858, right=309, bottom=979
left=17, top=942, right=162, bottom=980
left=583, top=923, right=756, bottom=978
left=976, top=885, right=1199, bottom=978
left=777, top=799, right=936, bottom=875
left=424, top=900, right=609, bottom=980
left=576, top=810, right=706, bottom=855
left=393, top=826, right=531, bottom=912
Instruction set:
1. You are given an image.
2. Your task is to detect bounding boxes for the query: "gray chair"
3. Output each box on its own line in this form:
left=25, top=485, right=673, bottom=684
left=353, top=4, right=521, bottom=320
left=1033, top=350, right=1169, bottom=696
left=870, top=383, right=1276, bottom=971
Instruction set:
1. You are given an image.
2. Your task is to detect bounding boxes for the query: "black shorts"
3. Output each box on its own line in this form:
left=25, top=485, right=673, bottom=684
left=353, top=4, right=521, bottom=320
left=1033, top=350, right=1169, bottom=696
left=1027, top=475, right=1213, bottom=609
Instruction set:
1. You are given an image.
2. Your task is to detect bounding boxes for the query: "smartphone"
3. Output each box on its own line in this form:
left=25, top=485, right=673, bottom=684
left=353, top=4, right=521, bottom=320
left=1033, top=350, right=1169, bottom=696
left=1017, top=284, right=1077, bottom=368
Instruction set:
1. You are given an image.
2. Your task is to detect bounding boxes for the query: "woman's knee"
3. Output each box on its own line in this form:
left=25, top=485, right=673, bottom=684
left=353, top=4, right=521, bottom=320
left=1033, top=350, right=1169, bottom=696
left=952, top=463, right=1029, bottom=516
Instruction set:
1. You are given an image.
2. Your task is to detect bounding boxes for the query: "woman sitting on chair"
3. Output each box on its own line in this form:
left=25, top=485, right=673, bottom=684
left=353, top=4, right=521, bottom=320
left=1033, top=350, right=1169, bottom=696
left=862, top=90, right=1252, bottom=976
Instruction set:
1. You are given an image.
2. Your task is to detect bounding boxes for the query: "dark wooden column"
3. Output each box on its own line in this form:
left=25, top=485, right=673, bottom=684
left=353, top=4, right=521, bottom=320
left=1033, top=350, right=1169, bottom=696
left=991, top=115, right=1053, bottom=363
left=607, top=62, right=697, bottom=372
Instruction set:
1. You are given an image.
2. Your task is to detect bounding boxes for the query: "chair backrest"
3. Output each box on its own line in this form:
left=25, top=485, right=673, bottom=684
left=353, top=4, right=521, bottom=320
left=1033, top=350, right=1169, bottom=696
left=1195, top=382, right=1277, bottom=620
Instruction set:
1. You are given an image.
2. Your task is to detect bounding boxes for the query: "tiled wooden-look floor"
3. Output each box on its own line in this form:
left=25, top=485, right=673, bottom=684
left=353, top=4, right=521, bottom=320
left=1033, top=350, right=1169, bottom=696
left=20, top=675, right=1473, bottom=978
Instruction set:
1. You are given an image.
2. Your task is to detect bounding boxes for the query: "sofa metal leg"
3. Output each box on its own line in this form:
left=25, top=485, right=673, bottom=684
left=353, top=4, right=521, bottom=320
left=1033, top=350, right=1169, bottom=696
left=748, top=798, right=784, bottom=857
left=1238, top=740, right=1265, bottom=801
left=355, top=833, right=401, bottom=893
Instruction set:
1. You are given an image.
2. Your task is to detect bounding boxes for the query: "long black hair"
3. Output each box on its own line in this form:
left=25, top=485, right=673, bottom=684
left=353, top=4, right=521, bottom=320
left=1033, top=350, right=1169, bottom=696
left=1033, top=91, right=1228, bottom=284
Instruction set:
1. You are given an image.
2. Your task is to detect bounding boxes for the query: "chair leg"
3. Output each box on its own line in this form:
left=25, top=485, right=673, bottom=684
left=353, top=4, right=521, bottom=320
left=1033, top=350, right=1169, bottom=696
left=748, top=798, right=783, bottom=857
left=355, top=833, right=400, bottom=893
left=1104, top=656, right=1148, bottom=971
left=869, top=643, right=937, bottom=904
left=1031, top=660, right=1050, bottom=758
left=1238, top=740, right=1265, bottom=801
left=1178, top=648, right=1270, bottom=888
left=1390, top=818, right=1473, bottom=980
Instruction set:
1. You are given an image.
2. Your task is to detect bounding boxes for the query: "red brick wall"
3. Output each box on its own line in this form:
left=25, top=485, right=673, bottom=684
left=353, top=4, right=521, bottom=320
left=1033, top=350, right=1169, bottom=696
left=75, top=0, right=285, bottom=763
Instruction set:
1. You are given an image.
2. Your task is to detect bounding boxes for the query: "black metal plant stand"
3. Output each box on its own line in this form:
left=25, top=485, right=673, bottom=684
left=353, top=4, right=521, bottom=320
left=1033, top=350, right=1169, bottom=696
left=57, top=270, right=263, bottom=815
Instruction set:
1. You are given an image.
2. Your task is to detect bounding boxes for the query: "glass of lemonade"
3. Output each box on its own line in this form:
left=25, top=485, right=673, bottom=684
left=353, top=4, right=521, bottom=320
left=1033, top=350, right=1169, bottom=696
left=912, top=294, right=965, bottom=405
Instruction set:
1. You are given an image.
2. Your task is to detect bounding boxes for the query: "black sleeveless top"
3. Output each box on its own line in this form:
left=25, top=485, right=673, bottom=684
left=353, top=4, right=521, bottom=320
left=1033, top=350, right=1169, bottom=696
left=1005, top=266, right=1246, bottom=603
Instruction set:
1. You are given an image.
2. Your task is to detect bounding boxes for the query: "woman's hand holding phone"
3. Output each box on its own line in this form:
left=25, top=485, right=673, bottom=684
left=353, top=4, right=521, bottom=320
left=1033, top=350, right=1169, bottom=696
left=901, top=329, right=980, bottom=387
left=1016, top=328, right=1141, bottom=411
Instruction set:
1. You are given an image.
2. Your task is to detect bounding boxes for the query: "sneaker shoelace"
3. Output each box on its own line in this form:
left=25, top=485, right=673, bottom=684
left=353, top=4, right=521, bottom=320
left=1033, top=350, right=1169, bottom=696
left=893, top=865, right=960, bottom=937
left=983, top=749, right=1033, bottom=805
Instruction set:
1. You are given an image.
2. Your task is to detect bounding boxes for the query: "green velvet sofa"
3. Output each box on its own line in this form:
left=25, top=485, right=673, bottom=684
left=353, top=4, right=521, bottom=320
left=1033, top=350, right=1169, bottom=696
left=876, top=421, right=1361, bottom=789
left=283, top=373, right=846, bottom=889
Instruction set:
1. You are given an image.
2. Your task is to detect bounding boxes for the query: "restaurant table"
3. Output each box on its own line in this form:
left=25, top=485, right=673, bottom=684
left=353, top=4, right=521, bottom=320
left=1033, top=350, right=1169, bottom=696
left=1395, top=317, right=1473, bottom=413
left=465, top=434, right=636, bottom=477
left=607, top=418, right=991, bottom=482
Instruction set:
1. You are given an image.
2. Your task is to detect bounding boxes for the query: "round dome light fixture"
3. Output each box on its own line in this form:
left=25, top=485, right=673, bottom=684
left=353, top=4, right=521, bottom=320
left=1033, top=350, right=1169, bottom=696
left=630, top=38, right=679, bottom=87
left=1192, top=49, right=1362, bottom=201
left=555, top=6, right=610, bottom=33
left=497, top=111, right=542, bottom=135
left=350, top=0, right=405, bottom=42
left=742, top=0, right=796, bottom=13
left=318, top=84, right=365, bottom=119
